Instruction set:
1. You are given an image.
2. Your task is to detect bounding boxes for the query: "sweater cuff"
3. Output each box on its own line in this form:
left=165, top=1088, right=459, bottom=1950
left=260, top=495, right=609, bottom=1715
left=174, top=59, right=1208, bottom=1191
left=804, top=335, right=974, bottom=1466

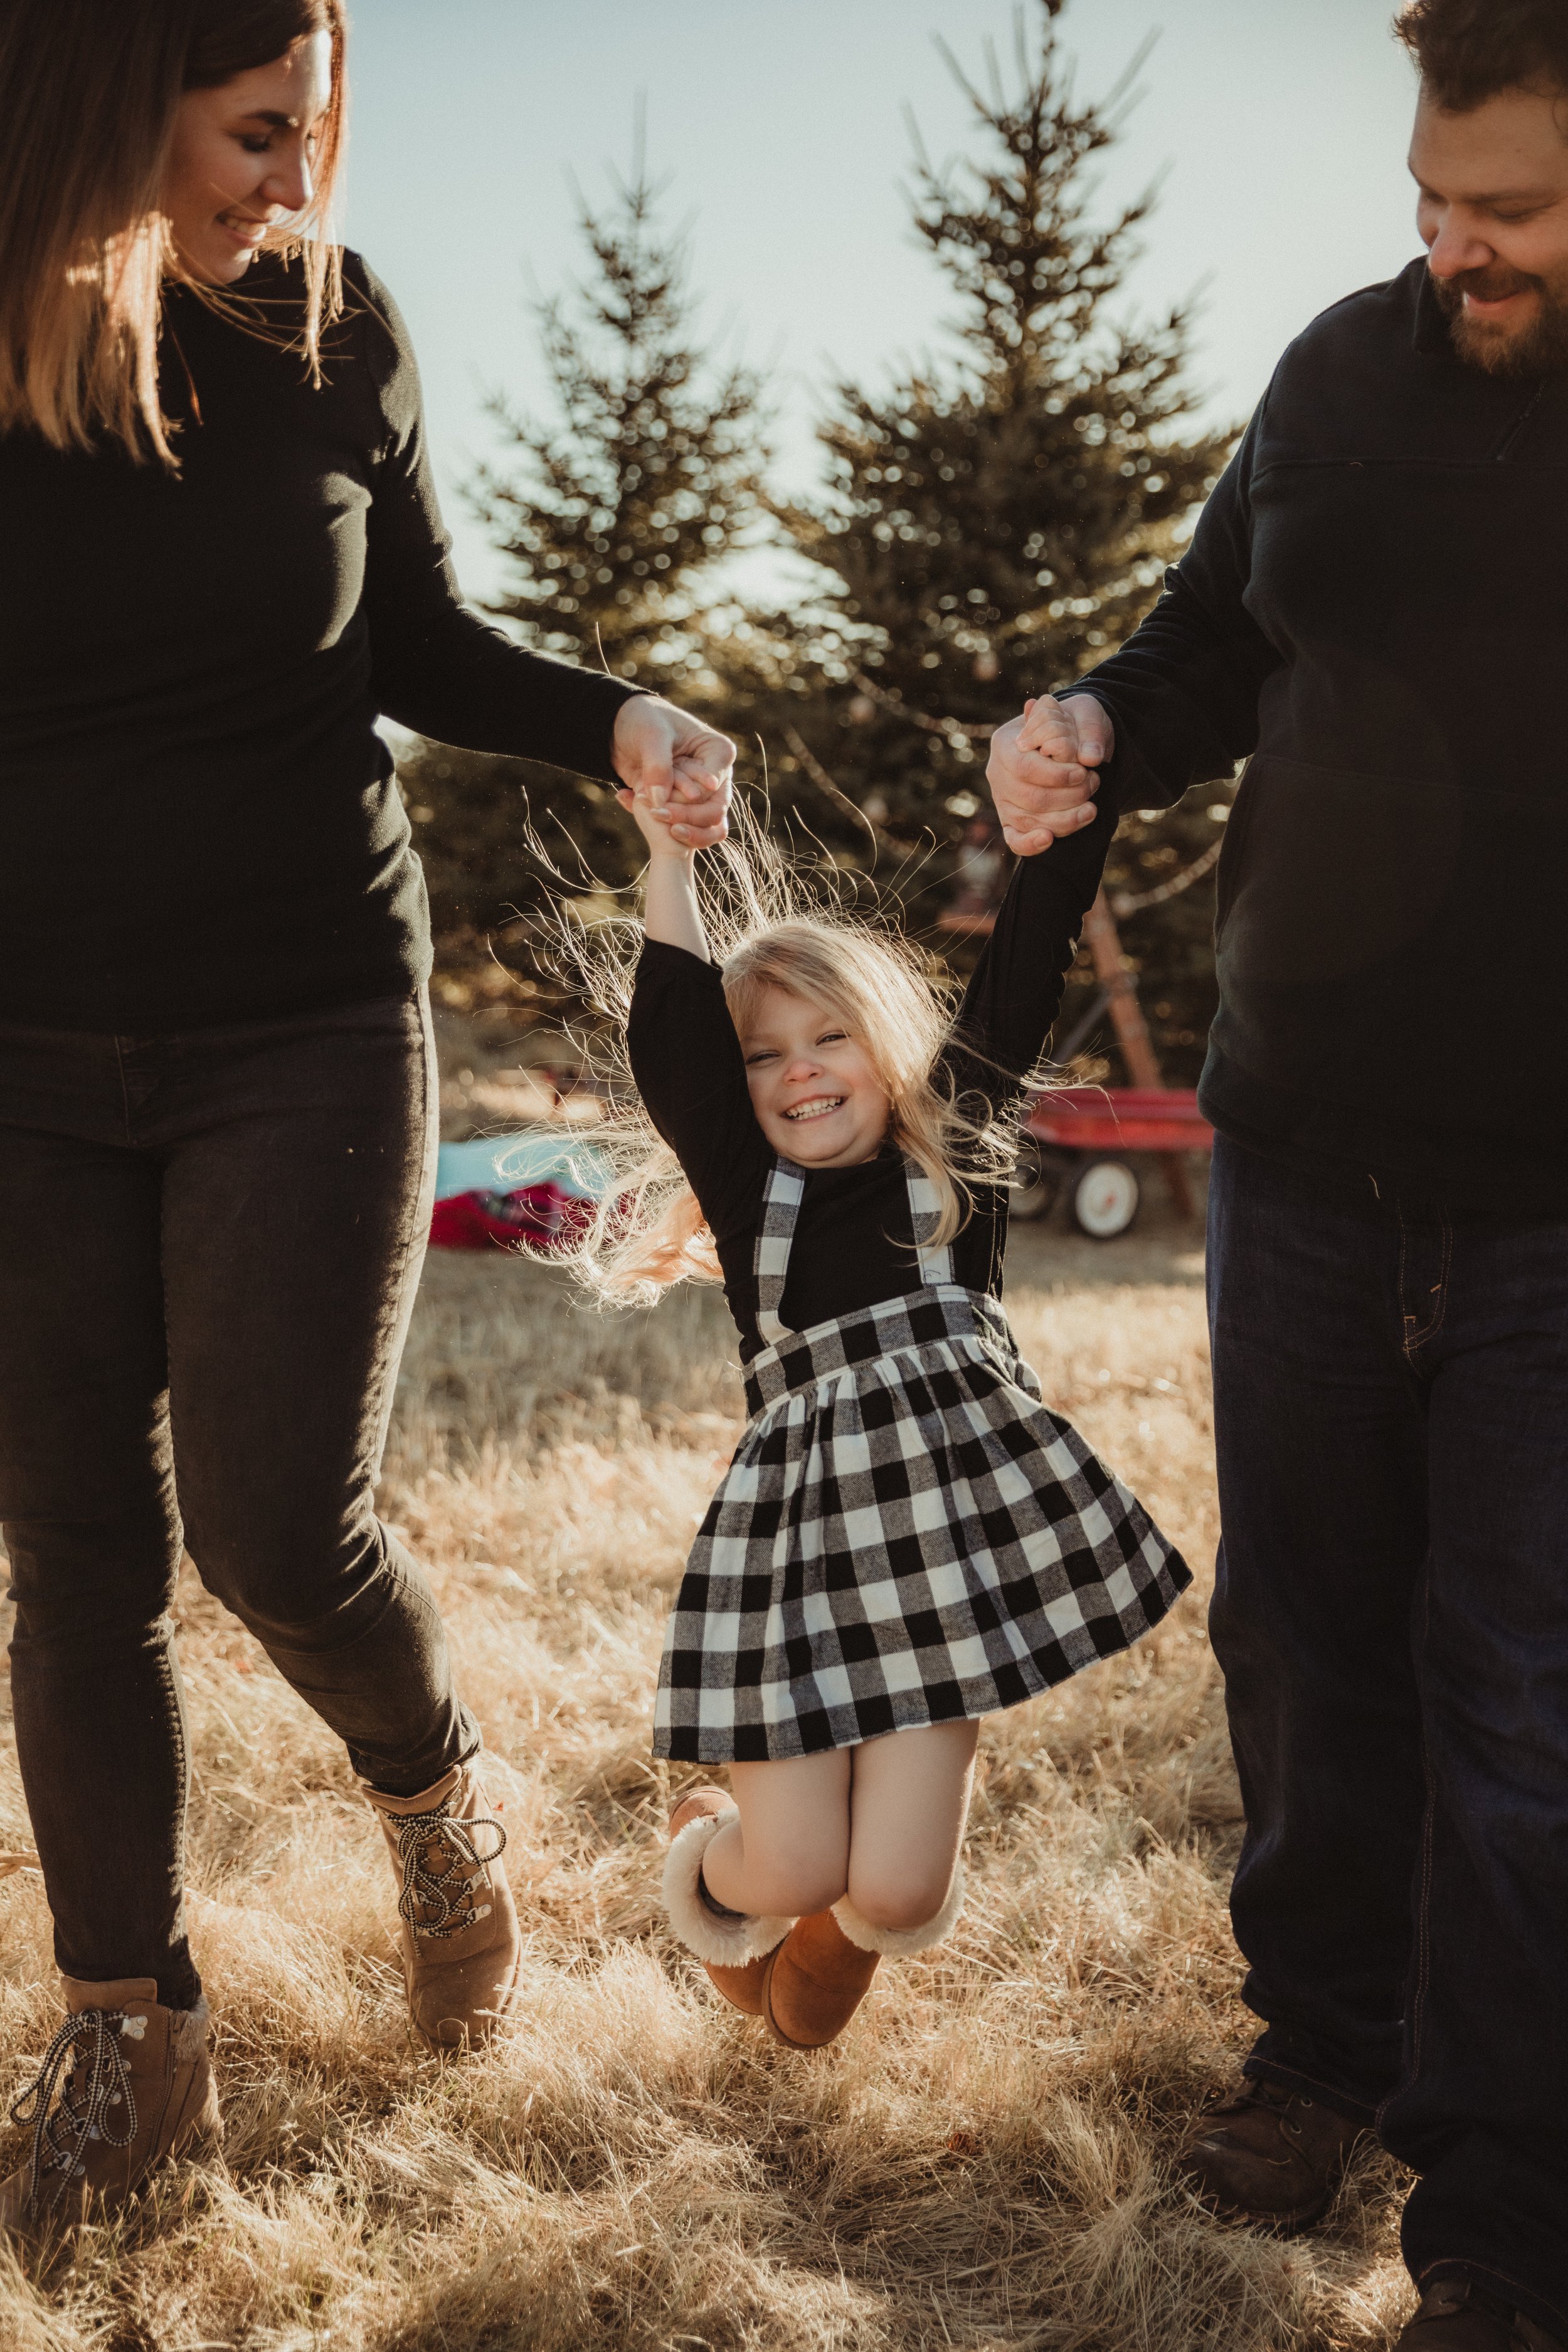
left=560, top=672, right=649, bottom=785
left=636, top=933, right=718, bottom=977
left=1056, top=687, right=1177, bottom=821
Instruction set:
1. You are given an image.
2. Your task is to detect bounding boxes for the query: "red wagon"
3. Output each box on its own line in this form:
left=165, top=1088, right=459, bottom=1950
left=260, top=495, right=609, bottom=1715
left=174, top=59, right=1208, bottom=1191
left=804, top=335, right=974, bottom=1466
left=1015, top=1086, right=1214, bottom=1238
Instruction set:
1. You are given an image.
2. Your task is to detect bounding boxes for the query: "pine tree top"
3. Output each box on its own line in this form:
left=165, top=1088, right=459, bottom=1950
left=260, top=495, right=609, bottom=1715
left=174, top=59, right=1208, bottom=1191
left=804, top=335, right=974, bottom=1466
left=470, top=141, right=768, bottom=687
left=721, top=0, right=1234, bottom=808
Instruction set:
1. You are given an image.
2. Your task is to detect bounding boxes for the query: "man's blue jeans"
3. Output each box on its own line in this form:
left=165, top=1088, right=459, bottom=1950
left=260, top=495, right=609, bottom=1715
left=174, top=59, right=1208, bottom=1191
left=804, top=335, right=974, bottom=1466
left=1207, top=1134, right=1568, bottom=2334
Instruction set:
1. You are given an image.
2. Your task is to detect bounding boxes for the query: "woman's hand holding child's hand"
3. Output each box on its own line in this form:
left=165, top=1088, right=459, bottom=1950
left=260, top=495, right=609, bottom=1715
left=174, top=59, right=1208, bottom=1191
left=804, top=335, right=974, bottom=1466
left=613, top=696, right=734, bottom=854
left=618, top=699, right=726, bottom=958
left=627, top=779, right=707, bottom=862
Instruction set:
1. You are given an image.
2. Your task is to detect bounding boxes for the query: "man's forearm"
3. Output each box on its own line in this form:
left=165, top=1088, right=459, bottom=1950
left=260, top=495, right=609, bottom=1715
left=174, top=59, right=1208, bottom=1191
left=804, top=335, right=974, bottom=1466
left=1062, top=571, right=1273, bottom=808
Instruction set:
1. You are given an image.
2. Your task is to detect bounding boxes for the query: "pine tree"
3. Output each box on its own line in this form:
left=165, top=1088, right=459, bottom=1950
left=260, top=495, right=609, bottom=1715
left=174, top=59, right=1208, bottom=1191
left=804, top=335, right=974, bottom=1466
left=399, top=139, right=767, bottom=1011
left=712, top=0, right=1236, bottom=1079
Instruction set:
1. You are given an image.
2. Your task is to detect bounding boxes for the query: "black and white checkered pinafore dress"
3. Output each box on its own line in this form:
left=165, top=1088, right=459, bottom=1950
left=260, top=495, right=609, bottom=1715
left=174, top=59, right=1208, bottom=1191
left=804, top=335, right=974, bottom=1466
left=654, top=1157, right=1190, bottom=1764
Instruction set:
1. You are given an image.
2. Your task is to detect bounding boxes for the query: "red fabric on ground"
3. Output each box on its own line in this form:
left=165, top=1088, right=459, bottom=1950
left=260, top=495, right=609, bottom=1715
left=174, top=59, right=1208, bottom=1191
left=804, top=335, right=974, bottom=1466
left=429, top=1182, right=595, bottom=1254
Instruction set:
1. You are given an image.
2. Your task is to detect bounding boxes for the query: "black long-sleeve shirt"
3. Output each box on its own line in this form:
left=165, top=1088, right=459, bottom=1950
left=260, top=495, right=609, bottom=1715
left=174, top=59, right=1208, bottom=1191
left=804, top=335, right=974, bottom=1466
left=1069, top=257, right=1568, bottom=1209
left=627, top=827, right=1109, bottom=1356
left=0, top=252, right=639, bottom=1031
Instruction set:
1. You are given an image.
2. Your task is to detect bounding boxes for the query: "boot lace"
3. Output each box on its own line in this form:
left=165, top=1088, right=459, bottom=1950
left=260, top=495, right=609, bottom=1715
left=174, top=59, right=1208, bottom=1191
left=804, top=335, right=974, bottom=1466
left=394, top=1805, right=507, bottom=1942
left=9, top=2008, right=138, bottom=2216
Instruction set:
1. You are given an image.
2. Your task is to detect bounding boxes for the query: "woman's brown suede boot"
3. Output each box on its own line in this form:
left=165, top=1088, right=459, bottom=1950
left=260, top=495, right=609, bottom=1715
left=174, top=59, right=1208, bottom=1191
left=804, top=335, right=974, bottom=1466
left=0, top=1976, right=221, bottom=2234
left=364, top=1756, right=522, bottom=2048
left=662, top=1790, right=793, bottom=2013
left=761, top=1870, right=968, bottom=2051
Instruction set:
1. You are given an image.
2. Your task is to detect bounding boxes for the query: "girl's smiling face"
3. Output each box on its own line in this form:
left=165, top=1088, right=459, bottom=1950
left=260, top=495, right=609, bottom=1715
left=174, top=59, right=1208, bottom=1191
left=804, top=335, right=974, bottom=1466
left=740, top=984, right=891, bottom=1168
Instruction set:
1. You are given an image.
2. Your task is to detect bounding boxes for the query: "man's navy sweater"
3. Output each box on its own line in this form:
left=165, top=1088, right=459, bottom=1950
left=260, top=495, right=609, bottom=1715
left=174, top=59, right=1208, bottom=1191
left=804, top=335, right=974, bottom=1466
left=1075, top=257, right=1568, bottom=1211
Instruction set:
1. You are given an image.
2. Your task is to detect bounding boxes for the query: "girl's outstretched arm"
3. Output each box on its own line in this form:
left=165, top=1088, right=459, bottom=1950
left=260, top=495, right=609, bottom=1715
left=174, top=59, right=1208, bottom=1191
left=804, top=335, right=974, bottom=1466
left=942, top=814, right=1116, bottom=1116
left=625, top=789, right=774, bottom=1278
left=627, top=787, right=712, bottom=961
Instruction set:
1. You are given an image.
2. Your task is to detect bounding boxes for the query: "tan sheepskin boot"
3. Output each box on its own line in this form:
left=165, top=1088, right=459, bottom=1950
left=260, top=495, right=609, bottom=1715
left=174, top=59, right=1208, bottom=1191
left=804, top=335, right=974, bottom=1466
left=761, top=1870, right=967, bottom=2051
left=365, top=1757, right=522, bottom=2048
left=0, top=1976, right=221, bottom=2233
left=662, top=1791, right=794, bottom=2013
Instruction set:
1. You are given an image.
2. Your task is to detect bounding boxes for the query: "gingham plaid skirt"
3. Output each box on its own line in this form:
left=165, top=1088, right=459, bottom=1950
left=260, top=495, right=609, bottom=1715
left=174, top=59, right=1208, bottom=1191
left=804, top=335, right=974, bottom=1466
left=653, top=1281, right=1191, bottom=1763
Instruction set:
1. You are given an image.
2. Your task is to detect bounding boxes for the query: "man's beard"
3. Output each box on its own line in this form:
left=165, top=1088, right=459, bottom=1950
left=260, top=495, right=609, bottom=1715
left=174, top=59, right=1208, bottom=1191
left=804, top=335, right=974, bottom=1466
left=1431, top=259, right=1568, bottom=377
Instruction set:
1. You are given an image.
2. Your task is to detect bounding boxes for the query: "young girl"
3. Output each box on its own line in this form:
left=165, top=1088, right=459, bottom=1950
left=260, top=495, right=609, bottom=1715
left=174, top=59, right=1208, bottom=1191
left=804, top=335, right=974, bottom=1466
left=578, top=783, right=1189, bottom=2050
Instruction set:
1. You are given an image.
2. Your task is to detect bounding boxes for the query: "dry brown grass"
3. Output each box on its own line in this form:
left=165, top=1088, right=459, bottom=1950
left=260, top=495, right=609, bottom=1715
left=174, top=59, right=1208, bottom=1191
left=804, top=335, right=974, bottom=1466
left=0, top=1222, right=1415, bottom=2349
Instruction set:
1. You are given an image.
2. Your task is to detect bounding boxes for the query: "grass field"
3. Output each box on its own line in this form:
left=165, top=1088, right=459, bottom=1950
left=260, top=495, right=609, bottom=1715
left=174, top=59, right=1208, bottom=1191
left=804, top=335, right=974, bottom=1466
left=0, top=1214, right=1417, bottom=2349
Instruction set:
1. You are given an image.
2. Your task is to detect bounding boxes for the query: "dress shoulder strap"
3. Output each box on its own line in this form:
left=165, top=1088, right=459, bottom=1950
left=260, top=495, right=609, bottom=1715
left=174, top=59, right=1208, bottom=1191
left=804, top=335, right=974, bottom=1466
left=906, top=1163, right=955, bottom=1286
left=750, top=1152, right=954, bottom=1353
left=753, top=1158, right=806, bottom=1344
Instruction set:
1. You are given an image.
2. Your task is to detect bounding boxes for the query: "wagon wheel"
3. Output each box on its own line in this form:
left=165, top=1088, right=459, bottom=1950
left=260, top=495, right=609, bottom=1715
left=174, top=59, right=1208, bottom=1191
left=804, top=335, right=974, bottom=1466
left=1009, top=1140, right=1070, bottom=1224
left=1071, top=1159, right=1141, bottom=1240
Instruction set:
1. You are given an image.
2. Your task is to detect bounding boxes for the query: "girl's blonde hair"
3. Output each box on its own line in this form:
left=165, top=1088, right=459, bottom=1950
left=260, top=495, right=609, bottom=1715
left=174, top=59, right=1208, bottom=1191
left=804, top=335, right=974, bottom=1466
left=555, top=820, right=1025, bottom=1306
left=0, top=0, right=348, bottom=467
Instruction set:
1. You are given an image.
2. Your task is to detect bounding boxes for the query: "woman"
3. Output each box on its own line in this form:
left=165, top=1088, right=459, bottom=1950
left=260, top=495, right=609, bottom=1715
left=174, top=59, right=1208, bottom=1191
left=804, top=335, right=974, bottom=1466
left=0, top=0, right=732, bottom=2230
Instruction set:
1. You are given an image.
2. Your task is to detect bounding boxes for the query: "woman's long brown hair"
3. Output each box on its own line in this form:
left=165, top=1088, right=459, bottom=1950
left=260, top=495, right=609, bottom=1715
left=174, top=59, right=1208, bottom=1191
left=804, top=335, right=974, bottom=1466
left=0, top=0, right=347, bottom=465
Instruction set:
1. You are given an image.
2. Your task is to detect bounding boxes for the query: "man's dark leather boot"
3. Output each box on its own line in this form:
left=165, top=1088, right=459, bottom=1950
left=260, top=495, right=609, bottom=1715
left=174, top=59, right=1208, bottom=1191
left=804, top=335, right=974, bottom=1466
left=1179, top=2074, right=1367, bottom=2228
left=1397, top=2276, right=1565, bottom=2348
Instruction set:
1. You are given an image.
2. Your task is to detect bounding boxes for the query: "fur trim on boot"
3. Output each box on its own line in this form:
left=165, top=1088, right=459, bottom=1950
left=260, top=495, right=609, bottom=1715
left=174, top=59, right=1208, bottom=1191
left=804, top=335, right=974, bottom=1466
left=662, top=1809, right=794, bottom=1968
left=831, top=1864, right=966, bottom=1958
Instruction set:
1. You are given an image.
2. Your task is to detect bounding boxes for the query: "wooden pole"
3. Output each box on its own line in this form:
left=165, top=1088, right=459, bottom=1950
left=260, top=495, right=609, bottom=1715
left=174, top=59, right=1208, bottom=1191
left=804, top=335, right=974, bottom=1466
left=1081, top=889, right=1195, bottom=1219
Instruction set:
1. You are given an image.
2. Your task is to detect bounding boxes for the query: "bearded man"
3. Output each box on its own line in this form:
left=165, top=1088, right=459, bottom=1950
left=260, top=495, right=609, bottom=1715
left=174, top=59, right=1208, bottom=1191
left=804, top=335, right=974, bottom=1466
left=985, top=3, right=1568, bottom=2343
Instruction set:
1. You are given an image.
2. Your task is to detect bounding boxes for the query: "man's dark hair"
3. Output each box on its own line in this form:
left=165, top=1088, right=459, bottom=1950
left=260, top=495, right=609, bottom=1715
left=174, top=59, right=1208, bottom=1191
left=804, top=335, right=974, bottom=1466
left=1396, top=0, right=1568, bottom=111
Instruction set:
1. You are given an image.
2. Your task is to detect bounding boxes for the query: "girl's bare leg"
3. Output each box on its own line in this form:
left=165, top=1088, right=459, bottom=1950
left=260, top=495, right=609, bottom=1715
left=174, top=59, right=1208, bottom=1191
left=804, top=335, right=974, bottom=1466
left=701, top=1749, right=852, bottom=1919
left=847, top=1719, right=979, bottom=1930
left=701, top=1720, right=978, bottom=1926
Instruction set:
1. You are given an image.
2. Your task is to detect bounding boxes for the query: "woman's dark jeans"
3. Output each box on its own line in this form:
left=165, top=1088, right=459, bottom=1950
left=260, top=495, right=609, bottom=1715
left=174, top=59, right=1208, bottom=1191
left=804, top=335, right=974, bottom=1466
left=1208, top=1133, right=1568, bottom=2337
left=0, top=994, right=477, bottom=2013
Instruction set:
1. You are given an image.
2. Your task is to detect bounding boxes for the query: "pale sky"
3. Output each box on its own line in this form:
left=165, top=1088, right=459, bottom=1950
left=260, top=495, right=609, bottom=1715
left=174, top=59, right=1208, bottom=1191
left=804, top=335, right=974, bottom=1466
left=342, top=0, right=1423, bottom=606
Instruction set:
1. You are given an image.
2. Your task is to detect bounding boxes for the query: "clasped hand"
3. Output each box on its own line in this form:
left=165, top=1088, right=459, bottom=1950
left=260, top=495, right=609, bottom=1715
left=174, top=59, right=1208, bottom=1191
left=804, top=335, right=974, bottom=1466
left=986, top=692, right=1113, bottom=857
left=612, top=695, right=734, bottom=854
left=615, top=688, right=1111, bottom=867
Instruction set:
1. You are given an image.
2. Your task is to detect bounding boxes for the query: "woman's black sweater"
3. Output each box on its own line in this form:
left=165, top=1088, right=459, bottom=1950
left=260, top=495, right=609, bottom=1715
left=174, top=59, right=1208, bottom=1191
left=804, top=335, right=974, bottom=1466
left=627, top=827, right=1110, bottom=1358
left=0, top=252, right=639, bottom=1033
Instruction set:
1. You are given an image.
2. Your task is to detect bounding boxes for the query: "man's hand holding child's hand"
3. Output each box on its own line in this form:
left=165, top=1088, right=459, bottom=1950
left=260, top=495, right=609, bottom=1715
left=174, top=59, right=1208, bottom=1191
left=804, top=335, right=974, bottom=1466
left=987, top=692, right=1113, bottom=856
